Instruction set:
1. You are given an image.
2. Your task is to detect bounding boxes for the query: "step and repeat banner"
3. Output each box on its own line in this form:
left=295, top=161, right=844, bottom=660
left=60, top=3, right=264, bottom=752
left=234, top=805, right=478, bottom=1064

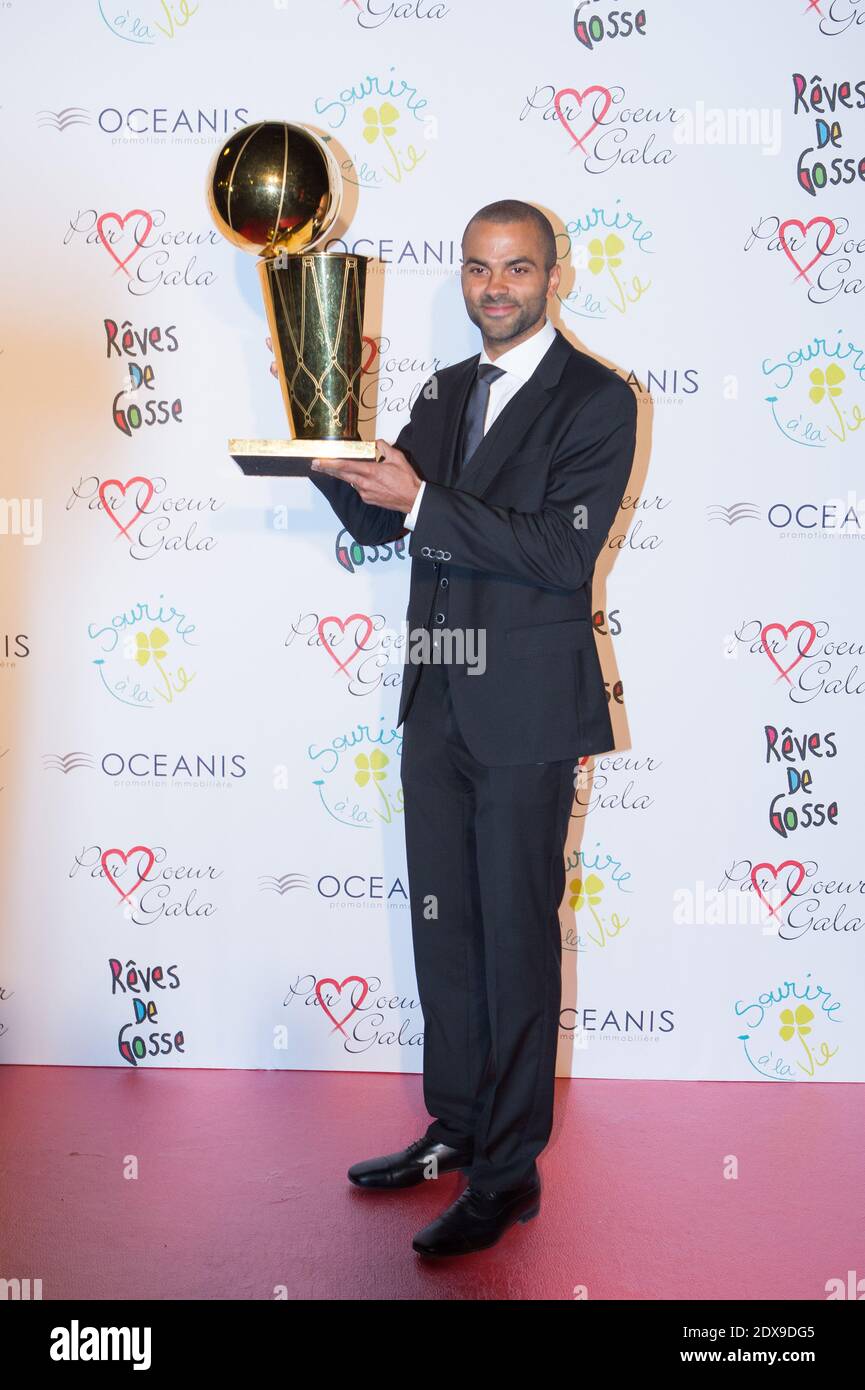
left=1, top=1, right=863, bottom=1081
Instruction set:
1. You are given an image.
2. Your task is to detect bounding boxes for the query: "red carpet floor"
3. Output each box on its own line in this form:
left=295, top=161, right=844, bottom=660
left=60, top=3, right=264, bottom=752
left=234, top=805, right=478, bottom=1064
left=0, top=1066, right=861, bottom=1301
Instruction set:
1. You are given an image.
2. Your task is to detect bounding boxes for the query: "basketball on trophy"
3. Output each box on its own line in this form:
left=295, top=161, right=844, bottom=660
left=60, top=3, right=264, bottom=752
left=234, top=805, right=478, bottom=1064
left=205, top=120, right=343, bottom=257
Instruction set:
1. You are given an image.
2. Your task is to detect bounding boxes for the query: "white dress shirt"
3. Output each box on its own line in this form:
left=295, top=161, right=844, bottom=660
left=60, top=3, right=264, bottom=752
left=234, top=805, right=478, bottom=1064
left=403, top=315, right=557, bottom=530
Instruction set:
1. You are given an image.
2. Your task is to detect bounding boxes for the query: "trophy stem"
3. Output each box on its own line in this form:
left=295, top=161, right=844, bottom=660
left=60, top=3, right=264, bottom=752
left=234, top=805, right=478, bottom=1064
left=259, top=251, right=369, bottom=443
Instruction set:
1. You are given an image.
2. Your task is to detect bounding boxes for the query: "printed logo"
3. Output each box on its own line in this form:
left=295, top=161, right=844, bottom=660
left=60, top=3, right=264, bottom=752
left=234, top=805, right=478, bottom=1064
left=764, top=723, right=839, bottom=839
left=334, top=528, right=408, bottom=572
left=761, top=328, right=864, bottom=447
left=102, top=313, right=185, bottom=435
left=304, top=722, right=404, bottom=829
left=259, top=869, right=408, bottom=908
left=720, top=857, right=864, bottom=942
left=339, top=0, right=449, bottom=27
left=557, top=202, right=654, bottom=320
left=285, top=613, right=405, bottom=694
left=110, top=956, right=185, bottom=1069
left=778, top=215, right=836, bottom=284
left=39, top=104, right=249, bottom=143
left=355, top=334, right=442, bottom=425
left=64, top=209, right=219, bottom=294
left=314, top=68, right=436, bottom=189
left=708, top=494, right=865, bottom=538
left=559, top=1003, right=674, bottom=1041
left=573, top=3, right=648, bottom=51
left=98, top=0, right=201, bottom=46
left=745, top=212, right=865, bottom=304
left=101, top=844, right=156, bottom=902
left=792, top=70, right=865, bottom=197
left=809, top=3, right=865, bottom=39
left=282, top=973, right=423, bottom=1053
left=623, top=366, right=698, bottom=409
left=728, top=619, right=865, bottom=703
left=520, top=82, right=681, bottom=173
left=72, top=843, right=222, bottom=923
left=707, top=501, right=762, bottom=527
left=259, top=872, right=311, bottom=895
left=70, top=474, right=222, bottom=558
left=0, top=635, right=30, bottom=669
left=561, top=841, right=633, bottom=952
left=315, top=974, right=369, bottom=1033
left=734, top=973, right=843, bottom=1079
left=574, top=749, right=660, bottom=816
left=38, top=107, right=91, bottom=131
left=43, top=749, right=245, bottom=787
left=87, top=597, right=198, bottom=708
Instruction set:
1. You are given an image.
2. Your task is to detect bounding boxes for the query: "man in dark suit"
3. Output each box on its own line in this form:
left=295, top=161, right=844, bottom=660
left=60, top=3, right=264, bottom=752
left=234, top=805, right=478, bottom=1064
left=309, top=199, right=637, bottom=1257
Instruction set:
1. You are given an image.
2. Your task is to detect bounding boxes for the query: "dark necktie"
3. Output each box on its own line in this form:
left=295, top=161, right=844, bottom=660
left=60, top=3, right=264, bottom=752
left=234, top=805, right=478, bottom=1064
left=457, top=362, right=505, bottom=473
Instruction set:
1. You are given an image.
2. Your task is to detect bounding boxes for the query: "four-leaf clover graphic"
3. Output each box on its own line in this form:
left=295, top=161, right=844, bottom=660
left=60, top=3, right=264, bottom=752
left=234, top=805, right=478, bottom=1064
left=362, top=102, right=399, bottom=144
left=779, top=1004, right=814, bottom=1042
left=808, top=363, right=845, bottom=404
left=134, top=627, right=169, bottom=667
left=568, top=872, right=605, bottom=913
left=354, top=749, right=389, bottom=787
left=587, top=233, right=624, bottom=276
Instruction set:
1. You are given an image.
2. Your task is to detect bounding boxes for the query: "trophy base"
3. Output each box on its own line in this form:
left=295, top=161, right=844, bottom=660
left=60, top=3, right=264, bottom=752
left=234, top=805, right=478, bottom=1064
left=229, top=438, right=377, bottom=477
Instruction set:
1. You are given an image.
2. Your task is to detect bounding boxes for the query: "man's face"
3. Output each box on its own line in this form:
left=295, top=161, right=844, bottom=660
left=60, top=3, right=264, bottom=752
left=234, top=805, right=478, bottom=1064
left=460, top=219, right=560, bottom=352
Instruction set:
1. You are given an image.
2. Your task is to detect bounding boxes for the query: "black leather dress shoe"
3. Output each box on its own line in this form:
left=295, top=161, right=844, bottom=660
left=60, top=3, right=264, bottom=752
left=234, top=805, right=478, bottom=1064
left=347, top=1135, right=474, bottom=1189
left=412, top=1171, right=541, bottom=1256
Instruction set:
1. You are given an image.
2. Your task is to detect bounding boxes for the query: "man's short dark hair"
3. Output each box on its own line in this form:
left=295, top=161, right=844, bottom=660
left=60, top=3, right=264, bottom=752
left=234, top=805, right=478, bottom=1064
left=462, top=200, right=557, bottom=274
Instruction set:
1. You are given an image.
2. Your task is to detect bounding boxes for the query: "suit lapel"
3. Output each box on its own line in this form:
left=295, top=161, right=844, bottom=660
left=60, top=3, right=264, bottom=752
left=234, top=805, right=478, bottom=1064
left=443, top=327, right=571, bottom=498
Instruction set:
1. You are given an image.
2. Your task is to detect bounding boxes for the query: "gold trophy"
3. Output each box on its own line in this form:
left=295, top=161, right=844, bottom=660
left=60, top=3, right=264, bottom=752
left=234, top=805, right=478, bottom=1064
left=206, top=120, right=376, bottom=476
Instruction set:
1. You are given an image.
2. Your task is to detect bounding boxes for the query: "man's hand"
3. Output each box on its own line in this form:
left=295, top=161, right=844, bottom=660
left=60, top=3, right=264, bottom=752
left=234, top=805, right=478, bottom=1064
left=311, top=441, right=421, bottom=513
left=266, top=336, right=419, bottom=512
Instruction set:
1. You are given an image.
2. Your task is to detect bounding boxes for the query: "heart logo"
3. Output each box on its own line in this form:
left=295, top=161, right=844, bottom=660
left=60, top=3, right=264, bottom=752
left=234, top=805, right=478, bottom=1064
left=315, top=975, right=369, bottom=1035
left=760, top=621, right=817, bottom=684
left=98, top=476, right=155, bottom=538
left=96, top=209, right=154, bottom=276
left=778, top=217, right=836, bottom=285
left=554, top=85, right=612, bottom=151
left=317, top=613, right=374, bottom=673
left=100, top=845, right=156, bottom=903
left=750, top=859, right=806, bottom=918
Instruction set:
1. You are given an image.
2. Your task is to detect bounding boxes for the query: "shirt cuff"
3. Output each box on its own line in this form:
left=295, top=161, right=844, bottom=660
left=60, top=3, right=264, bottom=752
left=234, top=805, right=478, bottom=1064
left=403, top=480, right=426, bottom=531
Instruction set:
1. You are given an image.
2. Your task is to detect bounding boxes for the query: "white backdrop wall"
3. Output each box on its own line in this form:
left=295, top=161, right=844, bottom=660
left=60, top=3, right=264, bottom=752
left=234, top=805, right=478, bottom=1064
left=1, top=0, right=863, bottom=1082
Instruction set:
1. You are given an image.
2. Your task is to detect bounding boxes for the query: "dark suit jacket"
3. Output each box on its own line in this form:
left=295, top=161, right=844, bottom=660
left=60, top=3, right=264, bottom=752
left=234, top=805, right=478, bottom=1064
left=310, top=325, right=637, bottom=765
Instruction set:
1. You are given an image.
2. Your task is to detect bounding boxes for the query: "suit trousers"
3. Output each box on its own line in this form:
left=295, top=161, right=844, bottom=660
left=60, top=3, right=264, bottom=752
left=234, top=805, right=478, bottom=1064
left=400, top=656, right=577, bottom=1191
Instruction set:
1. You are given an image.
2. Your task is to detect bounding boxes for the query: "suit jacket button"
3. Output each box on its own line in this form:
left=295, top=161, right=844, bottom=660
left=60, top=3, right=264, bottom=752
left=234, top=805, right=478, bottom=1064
left=439, top=577, right=448, bottom=588
left=435, top=612, right=445, bottom=624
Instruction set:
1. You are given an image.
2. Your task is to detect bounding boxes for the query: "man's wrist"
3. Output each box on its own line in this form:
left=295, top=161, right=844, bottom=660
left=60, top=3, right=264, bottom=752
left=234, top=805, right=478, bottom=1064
left=404, top=479, right=426, bottom=530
